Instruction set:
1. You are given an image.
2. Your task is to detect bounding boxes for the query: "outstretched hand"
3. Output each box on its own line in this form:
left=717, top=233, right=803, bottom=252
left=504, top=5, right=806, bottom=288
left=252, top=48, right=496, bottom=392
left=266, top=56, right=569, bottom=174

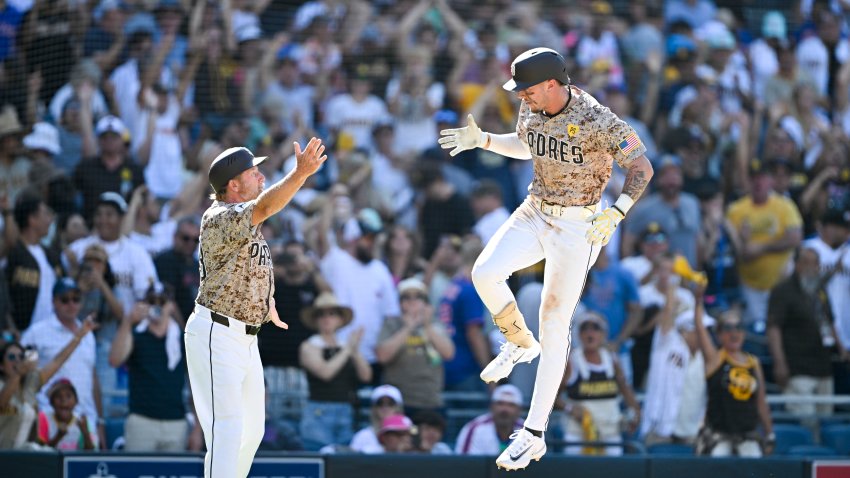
left=268, top=298, right=288, bottom=330
left=438, top=114, right=485, bottom=157
left=293, top=137, right=327, bottom=178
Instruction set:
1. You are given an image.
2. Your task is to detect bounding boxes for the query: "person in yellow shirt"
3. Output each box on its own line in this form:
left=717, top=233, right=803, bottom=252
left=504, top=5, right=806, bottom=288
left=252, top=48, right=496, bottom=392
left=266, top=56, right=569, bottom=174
left=726, top=160, right=802, bottom=331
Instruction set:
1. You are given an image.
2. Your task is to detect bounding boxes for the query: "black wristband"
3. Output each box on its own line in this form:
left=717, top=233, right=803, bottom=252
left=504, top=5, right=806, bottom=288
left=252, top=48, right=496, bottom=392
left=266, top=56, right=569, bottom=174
left=612, top=205, right=626, bottom=217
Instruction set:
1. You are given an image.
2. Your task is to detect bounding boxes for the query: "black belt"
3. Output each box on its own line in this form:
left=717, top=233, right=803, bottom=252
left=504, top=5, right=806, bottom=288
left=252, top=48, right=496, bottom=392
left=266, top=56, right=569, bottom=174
left=210, top=311, right=261, bottom=335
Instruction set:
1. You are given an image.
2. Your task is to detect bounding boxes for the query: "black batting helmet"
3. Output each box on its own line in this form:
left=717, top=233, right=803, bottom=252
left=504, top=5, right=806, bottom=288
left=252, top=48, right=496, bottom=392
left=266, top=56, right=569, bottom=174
left=503, top=48, right=571, bottom=92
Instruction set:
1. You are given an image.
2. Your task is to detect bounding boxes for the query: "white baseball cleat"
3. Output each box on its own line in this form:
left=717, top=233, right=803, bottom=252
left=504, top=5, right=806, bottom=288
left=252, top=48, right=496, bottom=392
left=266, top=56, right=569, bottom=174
left=496, top=429, right=546, bottom=471
left=480, top=339, right=541, bottom=383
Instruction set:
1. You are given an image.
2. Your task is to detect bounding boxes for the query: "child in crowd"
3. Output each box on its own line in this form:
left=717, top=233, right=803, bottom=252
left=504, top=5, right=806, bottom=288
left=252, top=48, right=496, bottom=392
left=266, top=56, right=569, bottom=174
left=37, top=379, right=97, bottom=450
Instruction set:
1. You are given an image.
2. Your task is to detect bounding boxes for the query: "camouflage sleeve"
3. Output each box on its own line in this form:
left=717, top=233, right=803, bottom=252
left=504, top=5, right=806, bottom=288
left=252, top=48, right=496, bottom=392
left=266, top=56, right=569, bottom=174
left=594, top=105, right=647, bottom=169
left=516, top=101, right=530, bottom=148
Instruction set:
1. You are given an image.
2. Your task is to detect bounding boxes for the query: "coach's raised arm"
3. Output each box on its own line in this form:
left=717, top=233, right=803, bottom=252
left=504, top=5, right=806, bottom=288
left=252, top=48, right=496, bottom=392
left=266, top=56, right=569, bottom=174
left=251, top=137, right=326, bottom=225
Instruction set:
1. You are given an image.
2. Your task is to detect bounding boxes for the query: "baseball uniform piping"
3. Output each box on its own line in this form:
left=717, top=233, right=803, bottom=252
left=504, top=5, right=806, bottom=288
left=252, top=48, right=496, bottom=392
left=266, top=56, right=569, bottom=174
left=543, top=243, right=594, bottom=431
left=208, top=321, right=215, bottom=476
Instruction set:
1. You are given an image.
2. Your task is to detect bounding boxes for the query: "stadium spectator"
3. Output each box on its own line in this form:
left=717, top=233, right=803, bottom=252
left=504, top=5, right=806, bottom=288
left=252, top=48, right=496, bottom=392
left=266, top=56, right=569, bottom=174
left=324, top=67, right=390, bottom=150
left=6, top=193, right=61, bottom=331
left=376, top=414, right=415, bottom=454
left=561, top=312, right=641, bottom=456
left=726, top=160, right=802, bottom=330
left=315, top=207, right=400, bottom=369
left=72, top=117, right=144, bottom=222
left=454, top=384, right=524, bottom=455
left=153, top=217, right=201, bottom=321
left=75, top=244, right=123, bottom=326
left=439, top=240, right=490, bottom=393
left=377, top=278, right=454, bottom=416
left=411, top=409, right=452, bottom=455
left=381, top=225, right=425, bottom=286
left=694, top=291, right=774, bottom=457
left=470, top=180, right=510, bottom=245
left=108, top=282, right=187, bottom=451
left=696, top=188, right=741, bottom=312
left=0, top=105, right=29, bottom=205
left=259, top=244, right=329, bottom=422
left=767, top=247, right=840, bottom=417
left=582, top=247, right=642, bottom=381
left=299, top=293, right=371, bottom=449
left=0, top=317, right=95, bottom=449
left=20, top=278, right=104, bottom=447
left=350, top=384, right=405, bottom=454
left=414, top=161, right=475, bottom=259
left=83, top=0, right=129, bottom=73
left=640, top=279, right=710, bottom=446
left=622, top=155, right=701, bottom=266
left=37, top=379, right=97, bottom=450
left=621, top=222, right=670, bottom=285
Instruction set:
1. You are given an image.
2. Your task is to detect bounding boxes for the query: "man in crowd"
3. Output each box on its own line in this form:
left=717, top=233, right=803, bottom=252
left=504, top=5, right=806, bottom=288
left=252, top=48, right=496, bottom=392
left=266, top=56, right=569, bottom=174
left=454, top=385, right=525, bottom=455
left=154, top=217, right=201, bottom=320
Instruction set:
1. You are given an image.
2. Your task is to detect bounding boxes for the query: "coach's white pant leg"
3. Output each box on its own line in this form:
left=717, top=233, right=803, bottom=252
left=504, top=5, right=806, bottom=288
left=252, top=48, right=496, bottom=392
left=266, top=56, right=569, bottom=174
left=236, top=338, right=266, bottom=478
left=524, top=213, right=600, bottom=431
left=472, top=201, right=546, bottom=314
left=185, top=313, right=247, bottom=478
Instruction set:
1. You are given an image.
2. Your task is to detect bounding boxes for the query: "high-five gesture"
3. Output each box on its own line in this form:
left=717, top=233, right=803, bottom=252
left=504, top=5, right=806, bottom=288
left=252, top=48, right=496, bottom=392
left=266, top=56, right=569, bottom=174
left=438, top=114, right=485, bottom=156
left=293, top=137, right=327, bottom=178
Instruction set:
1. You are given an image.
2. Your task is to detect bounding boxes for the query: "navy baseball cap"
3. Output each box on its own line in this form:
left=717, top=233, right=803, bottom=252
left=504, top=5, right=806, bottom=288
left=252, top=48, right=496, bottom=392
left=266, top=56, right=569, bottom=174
left=503, top=48, right=571, bottom=92
left=53, top=277, right=81, bottom=297
left=208, top=147, right=267, bottom=194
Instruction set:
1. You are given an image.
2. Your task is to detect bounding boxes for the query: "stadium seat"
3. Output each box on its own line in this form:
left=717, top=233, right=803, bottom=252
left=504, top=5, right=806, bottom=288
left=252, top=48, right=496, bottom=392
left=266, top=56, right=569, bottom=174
left=647, top=443, right=695, bottom=455
left=821, top=424, right=850, bottom=455
left=786, top=445, right=839, bottom=457
left=301, top=438, right=328, bottom=452
left=104, top=417, right=125, bottom=450
left=773, top=424, right=814, bottom=455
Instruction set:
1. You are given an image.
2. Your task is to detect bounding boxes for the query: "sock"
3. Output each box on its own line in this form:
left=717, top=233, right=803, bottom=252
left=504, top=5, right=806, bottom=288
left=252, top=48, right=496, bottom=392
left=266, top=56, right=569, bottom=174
left=524, top=427, right=543, bottom=438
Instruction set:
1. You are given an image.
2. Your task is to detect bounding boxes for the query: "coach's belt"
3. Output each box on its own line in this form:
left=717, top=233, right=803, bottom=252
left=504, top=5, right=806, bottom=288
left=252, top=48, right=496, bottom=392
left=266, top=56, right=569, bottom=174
left=210, top=311, right=261, bottom=335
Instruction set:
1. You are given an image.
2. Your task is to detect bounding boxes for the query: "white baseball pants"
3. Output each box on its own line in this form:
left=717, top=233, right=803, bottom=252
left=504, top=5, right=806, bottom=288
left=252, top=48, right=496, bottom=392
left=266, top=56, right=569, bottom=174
left=472, top=197, right=600, bottom=431
left=185, top=305, right=265, bottom=478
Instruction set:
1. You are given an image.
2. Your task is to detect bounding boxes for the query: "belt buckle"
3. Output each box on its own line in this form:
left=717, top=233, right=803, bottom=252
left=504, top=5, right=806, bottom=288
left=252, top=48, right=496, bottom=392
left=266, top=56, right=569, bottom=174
left=541, top=201, right=561, bottom=217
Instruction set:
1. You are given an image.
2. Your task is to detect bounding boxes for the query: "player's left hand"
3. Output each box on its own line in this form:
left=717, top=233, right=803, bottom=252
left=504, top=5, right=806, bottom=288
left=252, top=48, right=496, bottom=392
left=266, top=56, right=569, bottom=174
left=268, top=298, right=288, bottom=330
left=585, top=207, right=625, bottom=246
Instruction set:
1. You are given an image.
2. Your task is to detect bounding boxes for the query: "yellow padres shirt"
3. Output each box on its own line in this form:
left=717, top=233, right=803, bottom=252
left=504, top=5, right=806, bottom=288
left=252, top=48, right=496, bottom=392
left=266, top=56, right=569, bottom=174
left=517, top=86, right=647, bottom=206
left=196, top=200, right=273, bottom=325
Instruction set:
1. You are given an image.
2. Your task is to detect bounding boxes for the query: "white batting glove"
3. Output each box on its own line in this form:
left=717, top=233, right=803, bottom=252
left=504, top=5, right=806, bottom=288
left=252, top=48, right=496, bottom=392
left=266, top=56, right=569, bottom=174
left=438, top=114, right=485, bottom=157
left=585, top=207, right=625, bottom=246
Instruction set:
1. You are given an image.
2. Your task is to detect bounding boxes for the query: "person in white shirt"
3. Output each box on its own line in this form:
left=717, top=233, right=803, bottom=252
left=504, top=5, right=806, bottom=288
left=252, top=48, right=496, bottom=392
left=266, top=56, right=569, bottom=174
left=20, top=278, right=103, bottom=447
left=324, top=71, right=390, bottom=150
left=640, top=280, right=711, bottom=446
left=749, top=11, right=788, bottom=101
left=471, top=180, right=511, bottom=244
left=455, top=384, right=525, bottom=455
left=350, top=384, right=404, bottom=454
left=803, top=208, right=850, bottom=353
left=316, top=208, right=400, bottom=366
left=621, top=222, right=670, bottom=286
left=796, top=11, right=850, bottom=98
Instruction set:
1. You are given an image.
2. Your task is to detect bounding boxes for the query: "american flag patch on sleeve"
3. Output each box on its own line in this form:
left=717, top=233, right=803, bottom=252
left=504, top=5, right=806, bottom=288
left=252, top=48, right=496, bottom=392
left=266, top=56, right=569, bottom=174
left=618, top=133, right=641, bottom=156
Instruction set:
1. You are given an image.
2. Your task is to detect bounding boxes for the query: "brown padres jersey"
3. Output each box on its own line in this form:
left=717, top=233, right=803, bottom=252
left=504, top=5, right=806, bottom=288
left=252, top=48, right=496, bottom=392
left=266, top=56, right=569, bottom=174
left=196, top=200, right=273, bottom=325
left=517, top=86, right=647, bottom=206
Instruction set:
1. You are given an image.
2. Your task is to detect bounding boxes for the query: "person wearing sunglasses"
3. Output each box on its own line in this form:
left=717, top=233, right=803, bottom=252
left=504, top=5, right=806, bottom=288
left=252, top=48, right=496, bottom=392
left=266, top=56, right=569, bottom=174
left=20, top=277, right=105, bottom=449
left=693, top=283, right=774, bottom=457
left=1, top=282, right=97, bottom=449
left=154, top=217, right=202, bottom=321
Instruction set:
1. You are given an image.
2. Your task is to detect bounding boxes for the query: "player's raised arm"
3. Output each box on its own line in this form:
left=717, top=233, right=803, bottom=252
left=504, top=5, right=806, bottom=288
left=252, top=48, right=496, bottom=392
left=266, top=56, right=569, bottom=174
left=438, top=114, right=532, bottom=160
left=252, top=137, right=327, bottom=225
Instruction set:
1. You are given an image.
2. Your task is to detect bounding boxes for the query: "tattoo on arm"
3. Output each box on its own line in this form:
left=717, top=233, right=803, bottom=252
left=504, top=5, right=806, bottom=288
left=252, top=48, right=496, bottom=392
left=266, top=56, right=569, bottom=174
left=622, top=167, right=649, bottom=200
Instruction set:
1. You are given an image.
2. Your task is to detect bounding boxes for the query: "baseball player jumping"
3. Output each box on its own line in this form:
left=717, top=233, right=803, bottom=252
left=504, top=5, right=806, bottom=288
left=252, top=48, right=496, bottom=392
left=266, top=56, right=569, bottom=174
left=439, top=48, right=654, bottom=470
left=185, top=140, right=326, bottom=478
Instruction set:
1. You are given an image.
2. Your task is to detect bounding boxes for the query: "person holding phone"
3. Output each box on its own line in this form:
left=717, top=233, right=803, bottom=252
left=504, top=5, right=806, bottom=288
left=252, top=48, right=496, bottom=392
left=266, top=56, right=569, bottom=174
left=0, top=306, right=96, bottom=449
left=109, top=281, right=188, bottom=451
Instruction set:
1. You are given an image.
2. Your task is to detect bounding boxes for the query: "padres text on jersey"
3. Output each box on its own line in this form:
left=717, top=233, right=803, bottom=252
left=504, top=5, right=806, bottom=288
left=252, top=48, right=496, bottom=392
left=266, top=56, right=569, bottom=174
left=517, top=86, right=647, bottom=207
left=196, top=201, right=273, bottom=325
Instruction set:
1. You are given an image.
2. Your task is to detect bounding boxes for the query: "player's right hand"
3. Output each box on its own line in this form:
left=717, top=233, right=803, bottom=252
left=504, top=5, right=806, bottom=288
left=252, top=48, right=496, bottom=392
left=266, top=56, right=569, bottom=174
left=438, top=114, right=485, bottom=157
left=293, top=137, right=327, bottom=177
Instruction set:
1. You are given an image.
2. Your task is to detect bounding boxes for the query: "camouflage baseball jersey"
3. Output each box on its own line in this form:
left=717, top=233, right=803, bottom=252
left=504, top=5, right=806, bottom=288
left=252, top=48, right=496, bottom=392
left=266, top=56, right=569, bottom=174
left=517, top=86, right=647, bottom=206
left=196, top=200, right=273, bottom=325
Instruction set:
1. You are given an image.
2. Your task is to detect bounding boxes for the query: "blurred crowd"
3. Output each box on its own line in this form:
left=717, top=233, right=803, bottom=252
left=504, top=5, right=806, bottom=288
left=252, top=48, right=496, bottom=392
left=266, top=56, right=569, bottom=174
left=0, top=0, right=849, bottom=457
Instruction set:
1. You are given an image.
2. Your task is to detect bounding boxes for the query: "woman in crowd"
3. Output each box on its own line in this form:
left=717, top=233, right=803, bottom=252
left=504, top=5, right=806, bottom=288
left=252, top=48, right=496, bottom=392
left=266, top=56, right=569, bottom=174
left=0, top=317, right=96, bottom=449
left=298, top=293, right=371, bottom=449
left=694, top=285, right=774, bottom=457
left=381, top=225, right=425, bottom=285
